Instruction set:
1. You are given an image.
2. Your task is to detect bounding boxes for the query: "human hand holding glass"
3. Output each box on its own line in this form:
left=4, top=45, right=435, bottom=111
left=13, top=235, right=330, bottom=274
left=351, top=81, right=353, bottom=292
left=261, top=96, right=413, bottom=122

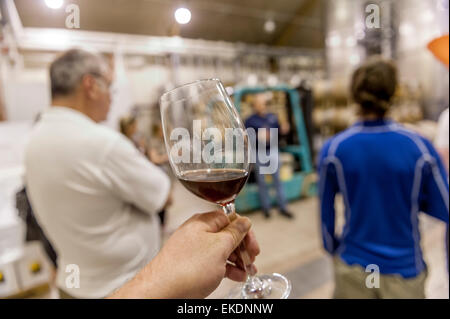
left=160, top=79, right=291, bottom=299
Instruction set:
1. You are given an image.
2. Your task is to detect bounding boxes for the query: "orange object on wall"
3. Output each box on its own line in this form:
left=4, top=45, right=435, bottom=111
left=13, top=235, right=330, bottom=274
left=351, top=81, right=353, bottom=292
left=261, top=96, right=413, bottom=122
left=427, top=34, right=449, bottom=67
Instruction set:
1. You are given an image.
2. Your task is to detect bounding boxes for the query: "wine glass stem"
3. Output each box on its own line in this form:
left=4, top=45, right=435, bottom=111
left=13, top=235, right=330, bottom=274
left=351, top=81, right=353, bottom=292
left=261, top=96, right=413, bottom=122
left=222, top=202, right=253, bottom=283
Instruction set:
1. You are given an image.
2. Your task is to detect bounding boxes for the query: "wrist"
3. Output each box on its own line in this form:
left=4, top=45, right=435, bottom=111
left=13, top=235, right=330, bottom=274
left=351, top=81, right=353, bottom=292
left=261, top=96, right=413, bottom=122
left=108, top=260, right=163, bottom=299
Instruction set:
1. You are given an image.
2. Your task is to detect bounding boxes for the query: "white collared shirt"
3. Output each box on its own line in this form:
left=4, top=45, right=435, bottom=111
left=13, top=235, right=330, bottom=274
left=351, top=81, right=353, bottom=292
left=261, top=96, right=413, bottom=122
left=25, top=107, right=170, bottom=298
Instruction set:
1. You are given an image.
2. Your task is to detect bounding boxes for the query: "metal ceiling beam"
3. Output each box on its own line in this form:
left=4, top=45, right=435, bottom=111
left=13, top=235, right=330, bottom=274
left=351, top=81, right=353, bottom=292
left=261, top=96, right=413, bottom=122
left=17, top=27, right=323, bottom=58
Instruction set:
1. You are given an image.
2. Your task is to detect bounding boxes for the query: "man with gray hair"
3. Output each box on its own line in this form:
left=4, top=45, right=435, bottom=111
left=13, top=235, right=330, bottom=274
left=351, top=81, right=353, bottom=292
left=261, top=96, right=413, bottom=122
left=25, top=49, right=171, bottom=298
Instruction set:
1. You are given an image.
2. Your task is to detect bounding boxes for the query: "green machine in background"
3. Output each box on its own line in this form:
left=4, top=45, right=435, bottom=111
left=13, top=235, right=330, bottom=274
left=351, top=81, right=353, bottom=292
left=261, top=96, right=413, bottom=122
left=233, top=85, right=317, bottom=212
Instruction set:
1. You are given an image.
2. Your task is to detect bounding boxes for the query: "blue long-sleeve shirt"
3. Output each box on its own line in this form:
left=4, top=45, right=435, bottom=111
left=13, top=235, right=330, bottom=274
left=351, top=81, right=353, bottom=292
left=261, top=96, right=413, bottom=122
left=318, top=119, right=449, bottom=278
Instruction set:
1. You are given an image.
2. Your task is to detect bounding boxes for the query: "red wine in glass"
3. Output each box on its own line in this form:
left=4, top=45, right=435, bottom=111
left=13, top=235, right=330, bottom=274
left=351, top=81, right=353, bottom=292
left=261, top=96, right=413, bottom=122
left=178, top=169, right=249, bottom=205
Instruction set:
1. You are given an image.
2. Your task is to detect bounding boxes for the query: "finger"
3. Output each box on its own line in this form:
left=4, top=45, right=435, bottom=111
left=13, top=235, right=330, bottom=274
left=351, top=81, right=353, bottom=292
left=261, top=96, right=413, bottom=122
left=228, top=251, right=257, bottom=273
left=234, top=255, right=245, bottom=271
left=219, top=216, right=252, bottom=258
left=225, top=264, right=247, bottom=282
left=184, top=211, right=229, bottom=232
left=244, top=231, right=260, bottom=259
left=192, top=211, right=230, bottom=233
left=228, top=247, right=255, bottom=265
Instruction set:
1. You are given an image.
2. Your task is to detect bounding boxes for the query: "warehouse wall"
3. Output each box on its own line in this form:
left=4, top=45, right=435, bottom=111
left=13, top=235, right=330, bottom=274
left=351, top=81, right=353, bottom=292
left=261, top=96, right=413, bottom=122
left=325, top=0, right=449, bottom=120
left=396, top=0, right=449, bottom=119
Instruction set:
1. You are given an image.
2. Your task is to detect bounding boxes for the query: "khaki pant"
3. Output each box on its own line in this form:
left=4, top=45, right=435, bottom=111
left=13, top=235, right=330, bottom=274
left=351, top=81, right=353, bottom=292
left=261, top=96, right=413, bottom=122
left=333, top=257, right=427, bottom=299
left=58, top=288, right=78, bottom=299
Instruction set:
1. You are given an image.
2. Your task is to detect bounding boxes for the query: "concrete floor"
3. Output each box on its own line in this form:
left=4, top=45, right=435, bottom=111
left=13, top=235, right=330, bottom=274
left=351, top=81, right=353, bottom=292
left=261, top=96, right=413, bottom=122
left=165, top=181, right=449, bottom=299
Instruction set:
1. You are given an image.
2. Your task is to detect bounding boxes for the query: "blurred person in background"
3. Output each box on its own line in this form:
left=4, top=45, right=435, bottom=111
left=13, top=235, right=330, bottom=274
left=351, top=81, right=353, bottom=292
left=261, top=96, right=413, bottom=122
left=245, top=93, right=293, bottom=219
left=119, top=113, right=147, bottom=154
left=149, top=122, right=170, bottom=169
left=318, top=57, right=449, bottom=299
left=119, top=114, right=170, bottom=228
left=25, top=49, right=171, bottom=299
left=119, top=113, right=169, bottom=166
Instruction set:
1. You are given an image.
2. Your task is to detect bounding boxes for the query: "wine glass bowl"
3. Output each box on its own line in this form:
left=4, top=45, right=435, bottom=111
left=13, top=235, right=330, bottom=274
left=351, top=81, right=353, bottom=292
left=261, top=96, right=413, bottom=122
left=160, top=79, right=249, bottom=180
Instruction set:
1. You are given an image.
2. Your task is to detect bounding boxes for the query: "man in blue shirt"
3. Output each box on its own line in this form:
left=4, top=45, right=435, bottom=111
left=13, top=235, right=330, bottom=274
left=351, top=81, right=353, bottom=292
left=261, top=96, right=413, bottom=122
left=318, top=58, right=449, bottom=298
left=245, top=93, right=293, bottom=219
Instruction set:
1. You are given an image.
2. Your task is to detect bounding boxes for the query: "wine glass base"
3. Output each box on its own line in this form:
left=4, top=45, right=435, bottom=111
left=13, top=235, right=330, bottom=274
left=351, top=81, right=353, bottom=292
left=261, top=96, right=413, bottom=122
left=228, top=273, right=291, bottom=299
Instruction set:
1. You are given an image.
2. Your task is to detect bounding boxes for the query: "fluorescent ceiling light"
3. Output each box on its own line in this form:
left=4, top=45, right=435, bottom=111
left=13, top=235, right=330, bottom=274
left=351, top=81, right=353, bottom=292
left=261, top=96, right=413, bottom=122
left=174, top=8, right=192, bottom=25
left=44, top=0, right=64, bottom=9
left=264, top=20, right=276, bottom=33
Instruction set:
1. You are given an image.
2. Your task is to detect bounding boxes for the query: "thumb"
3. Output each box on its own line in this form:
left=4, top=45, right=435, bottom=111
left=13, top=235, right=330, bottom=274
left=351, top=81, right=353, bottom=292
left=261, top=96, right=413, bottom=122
left=220, top=216, right=252, bottom=257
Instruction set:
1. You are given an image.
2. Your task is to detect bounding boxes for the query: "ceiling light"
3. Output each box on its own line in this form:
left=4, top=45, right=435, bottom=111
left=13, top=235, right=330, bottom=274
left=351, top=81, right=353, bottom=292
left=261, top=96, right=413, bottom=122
left=44, top=0, right=64, bottom=9
left=336, top=7, right=348, bottom=21
left=174, top=7, right=192, bottom=25
left=264, top=20, right=276, bottom=33
left=326, top=34, right=341, bottom=47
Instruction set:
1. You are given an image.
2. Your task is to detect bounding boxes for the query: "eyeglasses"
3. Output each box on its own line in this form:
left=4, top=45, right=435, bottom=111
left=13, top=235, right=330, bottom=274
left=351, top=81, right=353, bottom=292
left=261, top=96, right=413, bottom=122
left=88, top=72, right=117, bottom=97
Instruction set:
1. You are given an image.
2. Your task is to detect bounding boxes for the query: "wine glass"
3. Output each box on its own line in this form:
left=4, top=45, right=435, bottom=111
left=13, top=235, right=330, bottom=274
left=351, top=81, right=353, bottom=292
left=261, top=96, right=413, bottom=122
left=160, top=79, right=291, bottom=299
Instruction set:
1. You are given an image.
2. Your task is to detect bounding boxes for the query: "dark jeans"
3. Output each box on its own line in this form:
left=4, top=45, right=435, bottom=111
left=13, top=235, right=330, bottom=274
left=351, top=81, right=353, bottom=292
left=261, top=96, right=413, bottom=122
left=254, top=154, right=287, bottom=212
